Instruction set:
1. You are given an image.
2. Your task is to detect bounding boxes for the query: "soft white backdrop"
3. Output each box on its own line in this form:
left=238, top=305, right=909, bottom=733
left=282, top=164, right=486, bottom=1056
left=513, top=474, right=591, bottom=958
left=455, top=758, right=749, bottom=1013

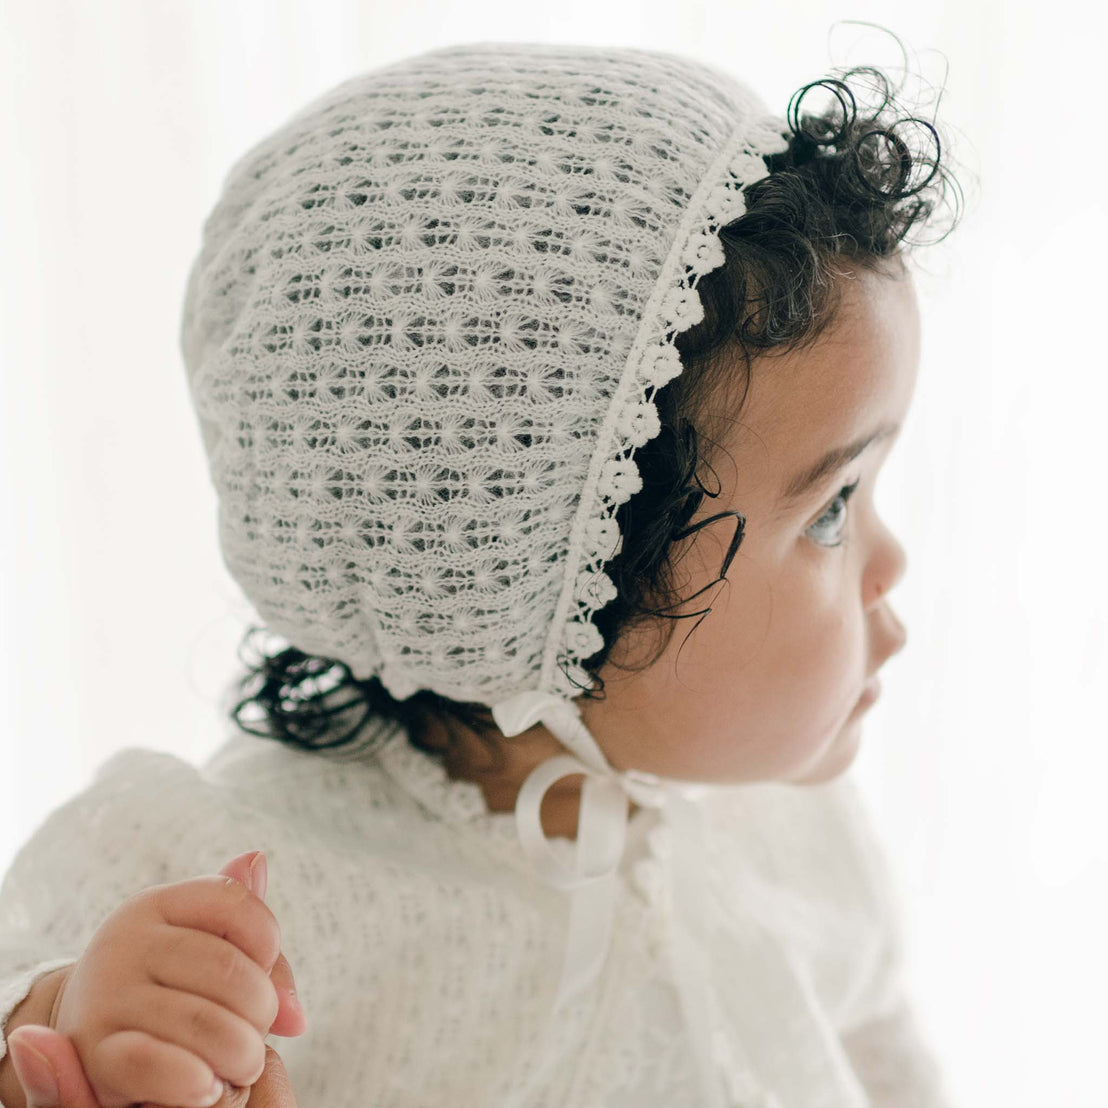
left=1, top=2, right=1105, bottom=1105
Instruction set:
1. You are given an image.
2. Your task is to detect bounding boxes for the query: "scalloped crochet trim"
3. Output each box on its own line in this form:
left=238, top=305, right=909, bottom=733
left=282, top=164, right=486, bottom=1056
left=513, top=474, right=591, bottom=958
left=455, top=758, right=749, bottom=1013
left=374, top=727, right=670, bottom=879
left=375, top=728, right=580, bottom=867
left=547, top=114, right=790, bottom=699
left=376, top=728, right=515, bottom=829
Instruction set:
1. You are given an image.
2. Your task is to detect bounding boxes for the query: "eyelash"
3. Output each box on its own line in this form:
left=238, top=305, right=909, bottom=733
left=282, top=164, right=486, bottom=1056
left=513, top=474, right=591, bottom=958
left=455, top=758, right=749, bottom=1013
left=806, top=478, right=862, bottom=548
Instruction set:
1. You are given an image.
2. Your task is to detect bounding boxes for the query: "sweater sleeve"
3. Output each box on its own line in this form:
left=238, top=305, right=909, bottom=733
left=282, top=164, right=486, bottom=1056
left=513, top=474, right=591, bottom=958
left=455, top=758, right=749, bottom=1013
left=0, top=746, right=240, bottom=1067
left=828, top=777, right=957, bottom=1108
left=839, top=996, right=954, bottom=1108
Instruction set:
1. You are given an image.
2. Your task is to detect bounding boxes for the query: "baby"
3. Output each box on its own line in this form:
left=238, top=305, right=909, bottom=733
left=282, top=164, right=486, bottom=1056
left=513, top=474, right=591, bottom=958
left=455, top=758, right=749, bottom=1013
left=0, top=36, right=962, bottom=1108
left=2, top=259, right=926, bottom=1108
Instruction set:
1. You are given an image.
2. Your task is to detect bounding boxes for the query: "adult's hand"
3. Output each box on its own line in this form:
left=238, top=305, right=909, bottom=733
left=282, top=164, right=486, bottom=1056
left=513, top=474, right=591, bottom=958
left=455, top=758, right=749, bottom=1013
left=4, top=851, right=301, bottom=1108
left=5, top=1032, right=296, bottom=1108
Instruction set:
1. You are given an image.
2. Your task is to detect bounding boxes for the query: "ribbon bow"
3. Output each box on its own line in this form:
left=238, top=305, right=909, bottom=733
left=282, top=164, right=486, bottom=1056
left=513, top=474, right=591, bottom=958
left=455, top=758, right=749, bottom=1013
left=491, top=689, right=727, bottom=1108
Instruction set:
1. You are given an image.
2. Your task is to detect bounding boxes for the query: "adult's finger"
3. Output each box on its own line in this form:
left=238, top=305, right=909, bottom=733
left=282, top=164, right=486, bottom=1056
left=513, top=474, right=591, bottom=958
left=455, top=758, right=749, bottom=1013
left=5, top=1024, right=100, bottom=1108
left=7, top=1024, right=299, bottom=1108
left=246, top=1047, right=297, bottom=1108
left=169, top=1045, right=296, bottom=1108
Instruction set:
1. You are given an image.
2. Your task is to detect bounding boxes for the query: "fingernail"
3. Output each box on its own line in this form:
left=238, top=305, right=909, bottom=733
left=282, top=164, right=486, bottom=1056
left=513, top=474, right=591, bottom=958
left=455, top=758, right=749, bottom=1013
left=249, top=851, right=267, bottom=899
left=199, top=1075, right=225, bottom=1106
left=9, top=1036, right=59, bottom=1105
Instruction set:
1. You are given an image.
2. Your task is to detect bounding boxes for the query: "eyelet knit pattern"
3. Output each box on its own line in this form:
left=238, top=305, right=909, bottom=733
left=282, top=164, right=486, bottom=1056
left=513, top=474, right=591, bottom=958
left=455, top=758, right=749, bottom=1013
left=0, top=727, right=954, bottom=1105
left=180, top=42, right=791, bottom=705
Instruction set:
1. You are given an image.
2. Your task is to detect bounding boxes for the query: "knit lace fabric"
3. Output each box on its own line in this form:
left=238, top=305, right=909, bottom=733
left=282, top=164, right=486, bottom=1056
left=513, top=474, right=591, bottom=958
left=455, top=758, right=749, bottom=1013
left=0, top=724, right=955, bottom=1106
left=179, top=41, right=791, bottom=704
left=373, top=731, right=782, bottom=1106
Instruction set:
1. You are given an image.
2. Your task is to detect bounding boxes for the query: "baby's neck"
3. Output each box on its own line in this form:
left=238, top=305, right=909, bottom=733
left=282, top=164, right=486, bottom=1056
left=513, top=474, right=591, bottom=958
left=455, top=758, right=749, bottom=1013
left=419, top=713, right=638, bottom=839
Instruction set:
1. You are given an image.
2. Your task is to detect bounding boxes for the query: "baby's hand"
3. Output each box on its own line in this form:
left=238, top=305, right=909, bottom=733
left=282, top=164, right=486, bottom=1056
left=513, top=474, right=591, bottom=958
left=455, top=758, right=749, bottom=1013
left=49, top=852, right=300, bottom=1108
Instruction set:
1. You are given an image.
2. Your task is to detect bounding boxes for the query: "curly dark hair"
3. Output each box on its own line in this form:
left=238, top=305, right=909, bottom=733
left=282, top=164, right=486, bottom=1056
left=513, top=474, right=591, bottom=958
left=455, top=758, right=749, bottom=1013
left=225, top=39, right=968, bottom=770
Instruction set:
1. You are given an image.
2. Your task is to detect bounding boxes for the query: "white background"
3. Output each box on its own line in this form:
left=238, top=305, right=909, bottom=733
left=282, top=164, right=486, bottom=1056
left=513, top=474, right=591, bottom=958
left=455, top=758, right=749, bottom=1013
left=1, top=3, right=1105, bottom=1105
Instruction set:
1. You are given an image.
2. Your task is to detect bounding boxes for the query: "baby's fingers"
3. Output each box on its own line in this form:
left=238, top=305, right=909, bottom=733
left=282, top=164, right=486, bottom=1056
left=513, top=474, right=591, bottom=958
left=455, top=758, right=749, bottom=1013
left=93, top=1030, right=224, bottom=1108
left=218, top=851, right=306, bottom=1038
left=266, top=952, right=307, bottom=1038
left=120, top=984, right=266, bottom=1088
left=147, top=924, right=279, bottom=1036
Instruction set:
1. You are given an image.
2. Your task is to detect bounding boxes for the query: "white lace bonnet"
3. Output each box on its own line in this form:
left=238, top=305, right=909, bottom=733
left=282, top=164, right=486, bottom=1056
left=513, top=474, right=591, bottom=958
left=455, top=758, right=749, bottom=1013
left=181, top=42, right=791, bottom=1102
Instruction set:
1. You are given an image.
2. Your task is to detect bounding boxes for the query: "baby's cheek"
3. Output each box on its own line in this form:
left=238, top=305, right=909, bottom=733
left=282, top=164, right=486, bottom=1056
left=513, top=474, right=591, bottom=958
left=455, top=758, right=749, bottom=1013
left=769, top=607, right=860, bottom=740
left=805, top=607, right=868, bottom=733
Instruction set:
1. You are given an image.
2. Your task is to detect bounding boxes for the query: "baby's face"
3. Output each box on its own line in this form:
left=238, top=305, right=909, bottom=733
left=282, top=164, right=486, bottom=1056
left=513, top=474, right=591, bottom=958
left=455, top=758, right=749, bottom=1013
left=582, top=260, right=919, bottom=787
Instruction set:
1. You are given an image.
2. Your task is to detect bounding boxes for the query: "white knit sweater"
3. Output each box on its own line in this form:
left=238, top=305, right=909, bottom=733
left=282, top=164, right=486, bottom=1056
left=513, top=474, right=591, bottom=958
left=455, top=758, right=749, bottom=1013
left=0, top=718, right=953, bottom=1107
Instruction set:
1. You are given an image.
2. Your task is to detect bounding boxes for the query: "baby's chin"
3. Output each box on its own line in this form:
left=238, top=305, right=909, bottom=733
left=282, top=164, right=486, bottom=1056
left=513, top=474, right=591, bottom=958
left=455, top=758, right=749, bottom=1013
left=792, top=717, right=865, bottom=786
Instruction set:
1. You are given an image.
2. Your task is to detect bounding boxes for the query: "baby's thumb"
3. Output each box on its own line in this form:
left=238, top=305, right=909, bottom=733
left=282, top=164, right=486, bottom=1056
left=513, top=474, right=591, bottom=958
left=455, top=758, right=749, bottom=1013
left=217, top=851, right=307, bottom=1038
left=220, top=850, right=267, bottom=898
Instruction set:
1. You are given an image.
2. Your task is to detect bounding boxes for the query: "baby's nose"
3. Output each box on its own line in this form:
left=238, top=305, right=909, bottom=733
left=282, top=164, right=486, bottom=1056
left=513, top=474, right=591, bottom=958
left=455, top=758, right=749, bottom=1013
left=874, top=600, right=908, bottom=664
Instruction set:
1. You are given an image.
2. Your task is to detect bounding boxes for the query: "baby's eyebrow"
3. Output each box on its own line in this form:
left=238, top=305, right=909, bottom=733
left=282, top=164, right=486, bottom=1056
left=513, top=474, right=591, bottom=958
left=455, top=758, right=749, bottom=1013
left=778, top=421, right=901, bottom=504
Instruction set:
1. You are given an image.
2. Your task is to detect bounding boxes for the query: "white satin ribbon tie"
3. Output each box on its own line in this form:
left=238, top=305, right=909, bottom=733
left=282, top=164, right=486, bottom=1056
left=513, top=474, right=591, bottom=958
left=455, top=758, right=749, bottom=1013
left=491, top=689, right=727, bottom=1108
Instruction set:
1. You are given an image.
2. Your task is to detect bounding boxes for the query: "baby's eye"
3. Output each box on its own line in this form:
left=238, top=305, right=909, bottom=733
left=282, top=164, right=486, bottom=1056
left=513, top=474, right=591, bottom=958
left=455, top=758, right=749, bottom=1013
left=805, top=479, right=861, bottom=548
